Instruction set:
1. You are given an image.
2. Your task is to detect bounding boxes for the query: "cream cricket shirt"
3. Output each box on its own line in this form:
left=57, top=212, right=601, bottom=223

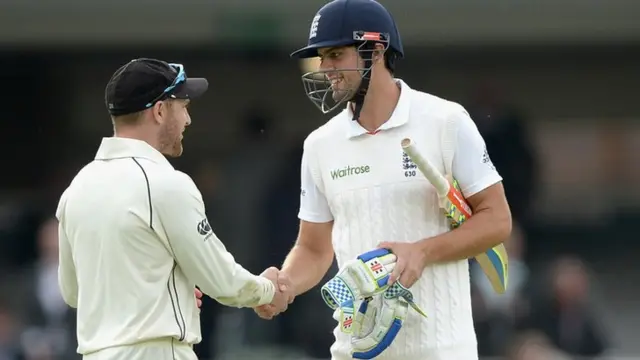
left=56, top=137, right=275, bottom=355
left=298, top=79, right=503, bottom=359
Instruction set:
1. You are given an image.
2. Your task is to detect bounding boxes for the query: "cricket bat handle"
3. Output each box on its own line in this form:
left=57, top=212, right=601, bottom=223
left=400, top=137, right=509, bottom=294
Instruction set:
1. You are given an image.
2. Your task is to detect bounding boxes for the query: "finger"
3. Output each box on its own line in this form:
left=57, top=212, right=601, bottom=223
left=398, top=273, right=414, bottom=289
left=388, top=259, right=406, bottom=284
left=399, top=267, right=420, bottom=289
left=260, top=266, right=279, bottom=277
left=254, top=306, right=275, bottom=320
left=256, top=311, right=273, bottom=320
left=377, top=241, right=394, bottom=250
left=196, top=299, right=203, bottom=308
left=194, top=288, right=203, bottom=298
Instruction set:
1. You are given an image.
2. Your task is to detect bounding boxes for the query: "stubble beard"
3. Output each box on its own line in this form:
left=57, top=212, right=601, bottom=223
left=159, top=119, right=183, bottom=158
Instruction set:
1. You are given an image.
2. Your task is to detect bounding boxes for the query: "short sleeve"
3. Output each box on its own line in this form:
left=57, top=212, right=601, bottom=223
left=297, top=147, right=333, bottom=223
left=451, top=110, right=503, bottom=197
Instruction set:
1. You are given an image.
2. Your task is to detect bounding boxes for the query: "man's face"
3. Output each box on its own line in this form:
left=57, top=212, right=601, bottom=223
left=317, top=46, right=364, bottom=103
left=158, top=99, right=191, bottom=157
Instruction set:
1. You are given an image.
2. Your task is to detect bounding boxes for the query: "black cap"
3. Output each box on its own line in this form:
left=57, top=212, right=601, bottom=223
left=105, top=58, right=209, bottom=117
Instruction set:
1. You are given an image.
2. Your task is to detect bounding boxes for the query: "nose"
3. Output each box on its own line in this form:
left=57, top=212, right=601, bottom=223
left=319, top=57, right=334, bottom=72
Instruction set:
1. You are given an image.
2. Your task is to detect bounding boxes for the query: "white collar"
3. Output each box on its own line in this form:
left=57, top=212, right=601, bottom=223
left=94, top=137, right=173, bottom=169
left=345, top=78, right=412, bottom=139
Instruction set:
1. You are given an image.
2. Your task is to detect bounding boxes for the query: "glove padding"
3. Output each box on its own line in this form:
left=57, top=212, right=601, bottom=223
left=322, top=248, right=428, bottom=359
left=321, top=249, right=397, bottom=310
left=331, top=282, right=427, bottom=335
left=350, top=295, right=409, bottom=359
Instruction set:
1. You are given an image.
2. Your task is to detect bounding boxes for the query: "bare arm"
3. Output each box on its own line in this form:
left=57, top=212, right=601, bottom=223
left=281, top=220, right=334, bottom=296
left=419, top=106, right=511, bottom=263
left=419, top=182, right=511, bottom=263
left=281, top=140, right=336, bottom=296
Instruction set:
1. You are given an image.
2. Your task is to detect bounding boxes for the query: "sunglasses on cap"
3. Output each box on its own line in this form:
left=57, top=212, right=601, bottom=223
left=145, top=63, right=186, bottom=108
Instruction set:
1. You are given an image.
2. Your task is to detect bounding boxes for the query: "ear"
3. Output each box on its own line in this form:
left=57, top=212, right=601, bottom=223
left=151, top=100, right=166, bottom=124
left=372, top=43, right=387, bottom=63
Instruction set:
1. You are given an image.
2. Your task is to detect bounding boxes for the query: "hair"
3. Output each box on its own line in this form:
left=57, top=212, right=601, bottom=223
left=110, top=100, right=175, bottom=128
left=383, top=49, right=398, bottom=75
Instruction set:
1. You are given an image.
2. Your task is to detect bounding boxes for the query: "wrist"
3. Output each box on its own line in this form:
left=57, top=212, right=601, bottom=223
left=255, top=275, right=276, bottom=306
left=417, top=236, right=440, bottom=264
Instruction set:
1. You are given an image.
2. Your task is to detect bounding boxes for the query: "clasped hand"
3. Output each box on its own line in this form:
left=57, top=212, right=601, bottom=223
left=377, top=241, right=428, bottom=288
left=254, top=267, right=295, bottom=320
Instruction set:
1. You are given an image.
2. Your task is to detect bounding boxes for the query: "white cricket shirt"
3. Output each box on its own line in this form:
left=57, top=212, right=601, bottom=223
left=56, top=137, right=275, bottom=355
left=299, top=79, right=502, bottom=360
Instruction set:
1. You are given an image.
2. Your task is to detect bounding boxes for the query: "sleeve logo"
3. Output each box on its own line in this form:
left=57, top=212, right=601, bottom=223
left=482, top=147, right=496, bottom=170
left=197, top=218, right=213, bottom=240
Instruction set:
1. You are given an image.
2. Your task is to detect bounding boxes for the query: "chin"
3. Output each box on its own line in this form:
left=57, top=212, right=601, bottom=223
left=332, top=90, right=352, bottom=104
left=164, top=145, right=183, bottom=158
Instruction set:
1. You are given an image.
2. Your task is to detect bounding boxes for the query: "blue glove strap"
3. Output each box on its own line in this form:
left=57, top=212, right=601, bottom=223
left=356, top=248, right=391, bottom=262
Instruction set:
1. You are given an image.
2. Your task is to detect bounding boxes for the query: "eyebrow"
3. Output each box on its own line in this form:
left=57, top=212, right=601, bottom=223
left=319, top=47, right=343, bottom=56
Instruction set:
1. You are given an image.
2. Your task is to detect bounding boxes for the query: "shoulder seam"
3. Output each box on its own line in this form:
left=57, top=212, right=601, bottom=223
left=130, top=157, right=154, bottom=230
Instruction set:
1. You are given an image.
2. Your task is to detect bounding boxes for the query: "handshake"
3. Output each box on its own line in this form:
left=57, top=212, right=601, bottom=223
left=254, top=267, right=295, bottom=319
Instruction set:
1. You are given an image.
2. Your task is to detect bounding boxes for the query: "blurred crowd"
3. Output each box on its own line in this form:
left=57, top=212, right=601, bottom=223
left=0, top=85, right=616, bottom=360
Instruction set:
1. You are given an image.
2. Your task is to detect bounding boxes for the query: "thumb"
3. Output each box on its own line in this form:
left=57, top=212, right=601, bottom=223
left=277, top=272, right=290, bottom=292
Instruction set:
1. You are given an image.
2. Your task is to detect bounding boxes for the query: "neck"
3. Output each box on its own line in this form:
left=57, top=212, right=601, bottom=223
left=353, top=76, right=400, bottom=132
left=114, top=126, right=161, bottom=152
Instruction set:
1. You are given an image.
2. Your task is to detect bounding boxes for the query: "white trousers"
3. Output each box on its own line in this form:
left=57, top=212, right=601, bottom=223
left=83, top=338, right=198, bottom=360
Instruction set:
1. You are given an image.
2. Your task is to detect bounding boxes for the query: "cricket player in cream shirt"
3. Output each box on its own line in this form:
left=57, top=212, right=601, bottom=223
left=254, top=1, right=512, bottom=359
left=57, top=58, right=291, bottom=360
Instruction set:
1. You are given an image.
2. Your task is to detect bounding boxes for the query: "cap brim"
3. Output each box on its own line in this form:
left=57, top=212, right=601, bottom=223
left=290, top=45, right=321, bottom=59
left=172, top=78, right=209, bottom=100
left=290, top=39, right=357, bottom=59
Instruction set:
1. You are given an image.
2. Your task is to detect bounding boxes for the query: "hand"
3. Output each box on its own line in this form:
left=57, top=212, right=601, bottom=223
left=194, top=288, right=203, bottom=308
left=377, top=242, right=427, bottom=288
left=254, top=267, right=295, bottom=320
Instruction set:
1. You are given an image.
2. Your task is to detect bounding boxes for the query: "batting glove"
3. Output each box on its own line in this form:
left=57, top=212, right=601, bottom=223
left=383, top=282, right=428, bottom=318
left=321, top=249, right=397, bottom=310
left=350, top=295, right=409, bottom=359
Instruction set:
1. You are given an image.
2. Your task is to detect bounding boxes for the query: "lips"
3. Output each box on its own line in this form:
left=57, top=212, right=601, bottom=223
left=329, top=77, right=344, bottom=90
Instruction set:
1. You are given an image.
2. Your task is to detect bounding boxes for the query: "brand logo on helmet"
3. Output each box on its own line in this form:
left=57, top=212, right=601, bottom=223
left=309, top=14, right=321, bottom=39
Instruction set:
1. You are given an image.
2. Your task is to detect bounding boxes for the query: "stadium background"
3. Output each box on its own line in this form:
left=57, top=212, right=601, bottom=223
left=0, top=0, right=638, bottom=359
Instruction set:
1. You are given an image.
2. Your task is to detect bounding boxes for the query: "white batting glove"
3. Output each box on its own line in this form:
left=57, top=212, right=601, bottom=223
left=350, top=295, right=409, bottom=359
left=321, top=249, right=397, bottom=311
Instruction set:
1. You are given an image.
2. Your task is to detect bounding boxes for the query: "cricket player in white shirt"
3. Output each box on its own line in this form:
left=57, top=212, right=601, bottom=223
left=255, top=1, right=512, bottom=359
left=57, top=58, right=293, bottom=360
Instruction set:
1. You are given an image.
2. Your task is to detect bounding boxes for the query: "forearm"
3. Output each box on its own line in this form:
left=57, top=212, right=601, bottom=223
left=419, top=208, right=511, bottom=263
left=176, top=231, right=276, bottom=308
left=281, top=244, right=334, bottom=296
left=214, top=273, right=276, bottom=308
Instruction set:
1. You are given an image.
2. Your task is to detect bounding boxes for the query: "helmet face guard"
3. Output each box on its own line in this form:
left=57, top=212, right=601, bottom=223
left=300, top=31, right=390, bottom=115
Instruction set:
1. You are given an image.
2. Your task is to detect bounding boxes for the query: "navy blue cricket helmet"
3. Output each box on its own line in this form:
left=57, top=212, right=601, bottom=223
left=291, top=0, right=404, bottom=116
